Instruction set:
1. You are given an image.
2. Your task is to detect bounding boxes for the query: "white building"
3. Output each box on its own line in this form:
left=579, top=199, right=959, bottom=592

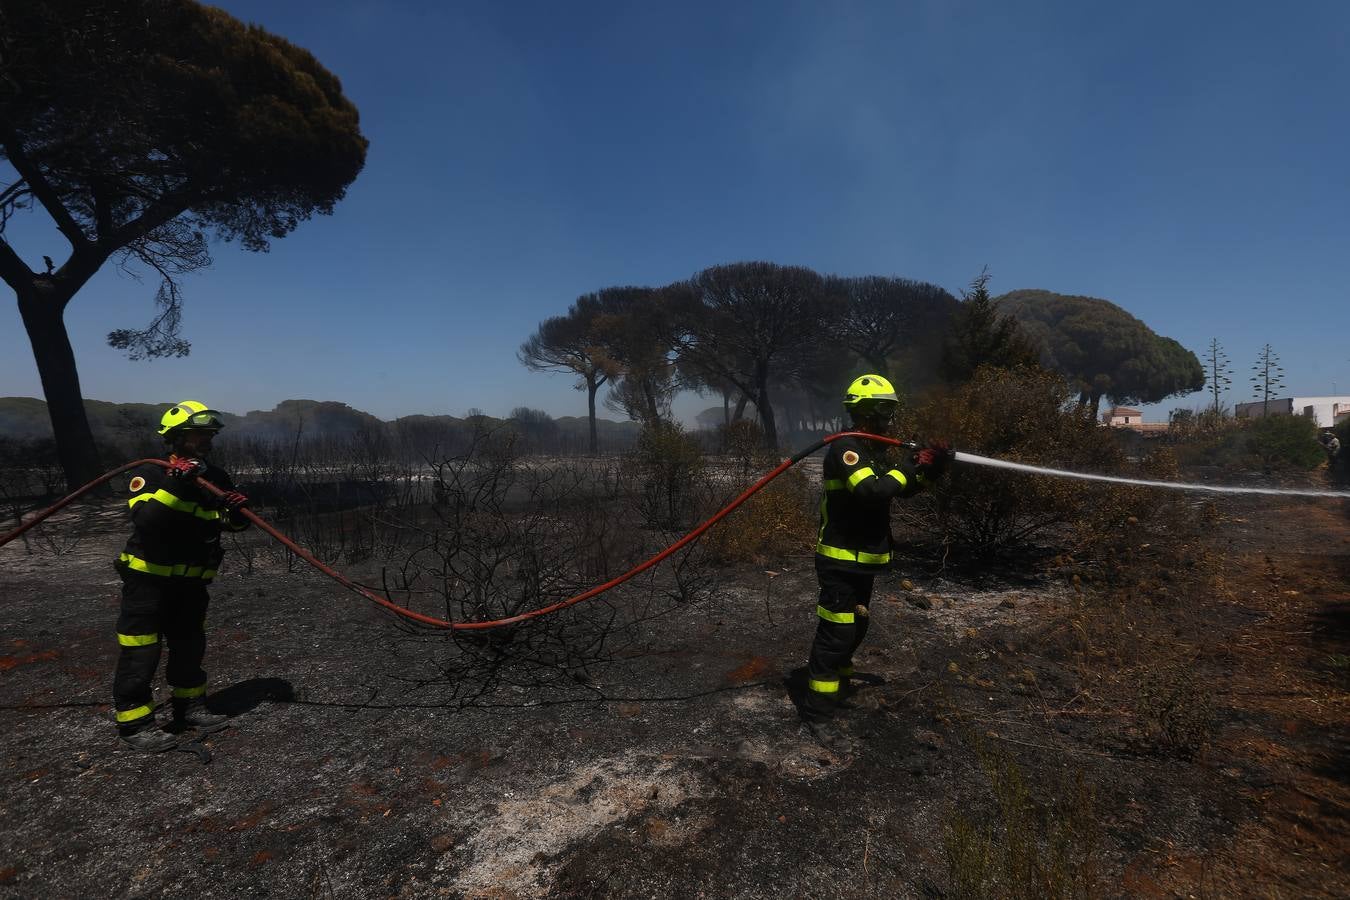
left=1234, top=396, right=1350, bottom=428
left=1102, top=405, right=1168, bottom=433
left=1103, top=405, right=1143, bottom=426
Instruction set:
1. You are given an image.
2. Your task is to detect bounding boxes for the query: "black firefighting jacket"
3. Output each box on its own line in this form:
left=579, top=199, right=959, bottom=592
left=816, top=435, right=926, bottom=572
left=115, top=459, right=249, bottom=582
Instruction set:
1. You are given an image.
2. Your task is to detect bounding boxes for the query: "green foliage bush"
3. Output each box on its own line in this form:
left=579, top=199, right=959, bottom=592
left=1181, top=414, right=1325, bottom=472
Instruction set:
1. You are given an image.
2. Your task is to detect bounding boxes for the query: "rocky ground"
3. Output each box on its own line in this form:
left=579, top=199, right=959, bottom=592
left=0, top=482, right=1346, bottom=898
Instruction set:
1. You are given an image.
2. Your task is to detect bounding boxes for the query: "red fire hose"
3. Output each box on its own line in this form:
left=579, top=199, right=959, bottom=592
left=0, top=432, right=907, bottom=630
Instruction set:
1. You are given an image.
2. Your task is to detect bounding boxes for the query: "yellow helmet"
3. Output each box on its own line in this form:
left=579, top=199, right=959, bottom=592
left=842, top=374, right=898, bottom=414
left=158, top=400, right=224, bottom=437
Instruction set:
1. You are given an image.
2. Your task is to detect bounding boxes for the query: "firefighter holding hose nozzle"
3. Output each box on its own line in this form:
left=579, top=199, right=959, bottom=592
left=111, top=401, right=251, bottom=751
left=801, top=375, right=952, bottom=753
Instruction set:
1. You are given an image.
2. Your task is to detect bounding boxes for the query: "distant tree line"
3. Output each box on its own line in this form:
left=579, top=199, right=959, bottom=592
left=521, top=262, right=1205, bottom=451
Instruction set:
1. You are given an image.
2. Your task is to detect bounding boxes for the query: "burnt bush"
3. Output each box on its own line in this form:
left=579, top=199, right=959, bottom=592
left=0, top=436, right=65, bottom=505
left=370, top=424, right=714, bottom=699
left=718, top=419, right=768, bottom=476
left=943, top=737, right=1101, bottom=899
left=627, top=421, right=705, bottom=530
left=902, top=365, right=1130, bottom=557
left=702, top=467, right=815, bottom=565
left=1133, top=660, right=1215, bottom=758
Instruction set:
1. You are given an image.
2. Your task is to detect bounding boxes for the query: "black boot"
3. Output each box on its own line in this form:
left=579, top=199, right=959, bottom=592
left=173, top=698, right=229, bottom=734
left=802, top=719, right=853, bottom=754
left=120, top=721, right=179, bottom=752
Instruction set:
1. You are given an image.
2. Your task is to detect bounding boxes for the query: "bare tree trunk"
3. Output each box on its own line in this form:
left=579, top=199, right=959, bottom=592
left=16, top=286, right=103, bottom=489
left=586, top=376, right=600, bottom=455
left=754, top=361, right=778, bottom=449
left=866, top=353, right=890, bottom=382
left=732, top=393, right=749, bottom=422
left=642, top=379, right=659, bottom=426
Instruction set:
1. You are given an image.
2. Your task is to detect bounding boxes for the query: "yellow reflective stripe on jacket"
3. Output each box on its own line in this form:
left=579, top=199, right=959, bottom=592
left=129, top=489, right=221, bottom=522
left=816, top=604, right=856, bottom=624
left=846, top=466, right=876, bottom=490
left=816, top=543, right=891, bottom=565
left=117, top=632, right=159, bottom=647
left=886, top=469, right=908, bottom=488
left=118, top=553, right=217, bottom=580
left=808, top=677, right=840, bottom=694
left=822, top=478, right=847, bottom=492
left=115, top=704, right=154, bottom=723
left=171, top=684, right=206, bottom=699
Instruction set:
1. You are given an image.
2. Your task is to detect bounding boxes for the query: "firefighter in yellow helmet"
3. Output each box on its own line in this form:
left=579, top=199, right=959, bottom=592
left=111, top=401, right=251, bottom=751
left=802, top=375, right=952, bottom=753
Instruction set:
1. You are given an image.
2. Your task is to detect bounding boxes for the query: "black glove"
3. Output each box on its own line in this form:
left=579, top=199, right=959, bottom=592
left=915, top=440, right=954, bottom=477
left=166, top=458, right=207, bottom=480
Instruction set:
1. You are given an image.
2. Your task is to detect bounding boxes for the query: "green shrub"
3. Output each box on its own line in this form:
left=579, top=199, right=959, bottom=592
left=1179, top=414, right=1324, bottom=472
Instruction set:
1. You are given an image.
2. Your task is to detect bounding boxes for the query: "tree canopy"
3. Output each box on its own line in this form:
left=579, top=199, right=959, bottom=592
left=592, top=286, right=690, bottom=427
left=0, top=0, right=367, bottom=486
left=828, top=274, right=958, bottom=391
left=518, top=290, right=627, bottom=454
left=676, top=261, right=835, bottom=449
left=939, top=269, right=1040, bottom=384
left=997, top=289, right=1204, bottom=414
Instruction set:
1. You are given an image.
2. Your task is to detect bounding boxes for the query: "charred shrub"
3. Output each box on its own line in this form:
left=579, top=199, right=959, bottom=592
left=703, top=467, right=814, bottom=564
left=718, top=419, right=767, bottom=475
left=1134, top=661, right=1215, bottom=758
left=0, top=436, right=64, bottom=502
left=908, top=366, right=1125, bottom=556
left=628, top=421, right=705, bottom=530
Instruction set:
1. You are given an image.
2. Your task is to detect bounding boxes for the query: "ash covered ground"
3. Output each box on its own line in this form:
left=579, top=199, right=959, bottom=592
left=1, top=490, right=1346, bottom=898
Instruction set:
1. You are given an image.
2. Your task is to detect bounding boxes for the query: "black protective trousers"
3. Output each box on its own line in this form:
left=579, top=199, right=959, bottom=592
left=804, top=561, right=876, bottom=721
left=112, top=574, right=209, bottom=733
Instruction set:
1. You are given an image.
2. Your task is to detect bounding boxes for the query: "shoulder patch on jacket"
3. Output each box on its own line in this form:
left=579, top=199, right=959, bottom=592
left=129, top=476, right=146, bottom=492
left=842, top=450, right=860, bottom=466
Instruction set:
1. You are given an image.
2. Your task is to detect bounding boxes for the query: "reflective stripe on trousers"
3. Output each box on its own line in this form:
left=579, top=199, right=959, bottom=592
left=118, top=552, right=217, bottom=580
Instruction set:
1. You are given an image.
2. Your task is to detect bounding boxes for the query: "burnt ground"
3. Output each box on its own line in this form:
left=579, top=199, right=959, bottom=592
left=0, top=488, right=1347, bottom=898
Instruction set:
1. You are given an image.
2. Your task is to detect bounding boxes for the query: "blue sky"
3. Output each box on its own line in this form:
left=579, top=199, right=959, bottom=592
left=3, top=0, right=1347, bottom=426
